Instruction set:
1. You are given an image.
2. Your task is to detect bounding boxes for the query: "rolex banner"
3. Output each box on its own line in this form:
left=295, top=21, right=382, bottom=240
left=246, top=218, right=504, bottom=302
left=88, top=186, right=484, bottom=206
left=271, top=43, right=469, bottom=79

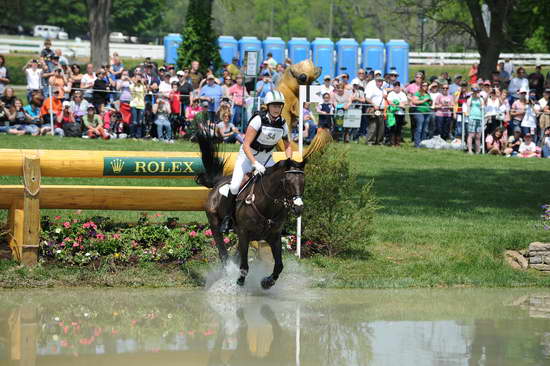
left=103, top=157, right=204, bottom=177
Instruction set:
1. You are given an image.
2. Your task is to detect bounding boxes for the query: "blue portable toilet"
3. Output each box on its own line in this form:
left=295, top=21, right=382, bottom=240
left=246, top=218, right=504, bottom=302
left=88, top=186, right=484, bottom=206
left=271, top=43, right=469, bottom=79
left=262, top=37, right=285, bottom=65
left=386, top=39, right=409, bottom=84
left=218, top=36, right=238, bottom=65
left=361, top=39, right=384, bottom=73
left=336, top=38, right=359, bottom=78
left=163, top=33, right=182, bottom=65
left=287, top=37, right=310, bottom=63
left=239, top=37, right=262, bottom=68
left=311, top=38, right=334, bottom=81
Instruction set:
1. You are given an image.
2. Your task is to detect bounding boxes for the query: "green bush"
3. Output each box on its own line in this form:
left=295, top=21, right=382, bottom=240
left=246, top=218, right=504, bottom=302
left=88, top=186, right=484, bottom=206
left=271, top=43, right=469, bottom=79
left=297, top=145, right=379, bottom=257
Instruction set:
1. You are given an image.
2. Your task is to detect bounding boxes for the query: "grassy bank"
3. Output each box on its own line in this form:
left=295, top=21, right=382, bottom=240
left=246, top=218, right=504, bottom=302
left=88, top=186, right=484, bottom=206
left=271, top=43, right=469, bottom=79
left=1, top=135, right=550, bottom=288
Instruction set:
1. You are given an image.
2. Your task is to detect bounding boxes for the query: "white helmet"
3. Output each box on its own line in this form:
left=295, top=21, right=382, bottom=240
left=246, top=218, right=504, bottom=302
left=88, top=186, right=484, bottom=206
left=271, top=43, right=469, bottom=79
left=264, top=90, right=285, bottom=106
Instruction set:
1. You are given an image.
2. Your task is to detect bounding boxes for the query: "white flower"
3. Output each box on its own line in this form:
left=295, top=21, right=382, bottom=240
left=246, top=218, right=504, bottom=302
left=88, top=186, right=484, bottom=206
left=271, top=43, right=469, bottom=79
left=85, top=253, right=91, bottom=257
left=167, top=314, right=173, bottom=319
left=52, top=335, right=59, bottom=341
left=56, top=250, right=62, bottom=254
left=84, top=313, right=90, bottom=318
left=54, top=317, right=60, bottom=321
left=55, top=228, right=61, bottom=234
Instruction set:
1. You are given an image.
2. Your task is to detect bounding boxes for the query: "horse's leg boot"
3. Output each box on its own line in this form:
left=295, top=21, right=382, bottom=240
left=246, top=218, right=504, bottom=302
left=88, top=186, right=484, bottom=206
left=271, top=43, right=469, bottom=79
left=220, top=192, right=236, bottom=234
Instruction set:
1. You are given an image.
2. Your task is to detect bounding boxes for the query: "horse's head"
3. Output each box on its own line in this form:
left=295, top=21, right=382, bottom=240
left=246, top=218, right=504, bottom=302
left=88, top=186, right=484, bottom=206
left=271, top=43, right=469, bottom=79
left=281, top=159, right=306, bottom=216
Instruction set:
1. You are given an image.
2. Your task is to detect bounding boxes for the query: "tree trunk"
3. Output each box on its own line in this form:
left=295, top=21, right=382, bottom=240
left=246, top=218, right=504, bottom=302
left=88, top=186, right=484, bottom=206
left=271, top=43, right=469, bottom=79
left=87, top=0, right=112, bottom=69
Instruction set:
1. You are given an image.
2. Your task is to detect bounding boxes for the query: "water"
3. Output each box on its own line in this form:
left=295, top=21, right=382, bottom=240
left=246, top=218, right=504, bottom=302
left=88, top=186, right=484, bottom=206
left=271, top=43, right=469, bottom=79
left=1, top=287, right=549, bottom=365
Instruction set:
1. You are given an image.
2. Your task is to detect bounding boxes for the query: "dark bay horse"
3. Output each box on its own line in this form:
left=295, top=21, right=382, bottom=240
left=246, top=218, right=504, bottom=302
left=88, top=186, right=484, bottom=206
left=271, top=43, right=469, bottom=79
left=195, top=132, right=305, bottom=289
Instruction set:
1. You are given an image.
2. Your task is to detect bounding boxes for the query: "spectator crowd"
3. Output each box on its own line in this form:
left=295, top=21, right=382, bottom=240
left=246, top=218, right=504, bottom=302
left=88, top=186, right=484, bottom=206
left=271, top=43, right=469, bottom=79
left=0, top=39, right=549, bottom=158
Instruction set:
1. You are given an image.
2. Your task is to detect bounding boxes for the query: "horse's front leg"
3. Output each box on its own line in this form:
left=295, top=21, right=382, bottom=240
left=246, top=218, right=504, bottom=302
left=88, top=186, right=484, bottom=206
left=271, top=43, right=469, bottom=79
left=261, top=233, right=284, bottom=290
left=236, top=230, right=250, bottom=286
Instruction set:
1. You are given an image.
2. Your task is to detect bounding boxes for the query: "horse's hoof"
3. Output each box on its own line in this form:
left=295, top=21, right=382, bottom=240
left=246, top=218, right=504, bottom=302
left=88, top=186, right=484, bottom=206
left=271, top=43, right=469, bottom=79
left=261, top=277, right=275, bottom=290
left=237, top=277, right=245, bottom=286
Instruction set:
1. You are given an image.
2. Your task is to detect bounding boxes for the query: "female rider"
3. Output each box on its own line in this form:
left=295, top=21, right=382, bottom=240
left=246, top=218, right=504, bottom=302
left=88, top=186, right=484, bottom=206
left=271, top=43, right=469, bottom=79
left=220, top=90, right=293, bottom=233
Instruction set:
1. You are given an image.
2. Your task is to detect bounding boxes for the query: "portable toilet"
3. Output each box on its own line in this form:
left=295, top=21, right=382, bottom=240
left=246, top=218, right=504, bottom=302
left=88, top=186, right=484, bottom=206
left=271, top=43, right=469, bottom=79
left=311, top=38, right=334, bottom=81
left=163, top=33, right=182, bottom=64
left=239, top=36, right=262, bottom=69
left=361, top=39, right=384, bottom=73
left=218, top=36, right=238, bottom=65
left=336, top=38, right=358, bottom=78
left=262, top=37, right=285, bottom=65
left=386, top=39, right=409, bottom=84
left=287, top=37, right=310, bottom=63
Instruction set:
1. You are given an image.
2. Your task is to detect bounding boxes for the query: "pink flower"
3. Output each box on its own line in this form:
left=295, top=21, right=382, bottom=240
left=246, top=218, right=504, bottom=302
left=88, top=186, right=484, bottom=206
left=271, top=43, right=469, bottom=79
left=64, top=237, right=71, bottom=242
left=73, top=242, right=79, bottom=248
left=204, top=229, right=212, bottom=237
left=60, top=242, right=65, bottom=247
left=60, top=340, right=68, bottom=347
left=223, top=237, right=230, bottom=244
left=72, top=219, right=78, bottom=223
left=112, top=233, right=121, bottom=240
left=189, top=231, right=197, bottom=237
left=54, top=216, right=62, bottom=221
left=96, top=233, right=105, bottom=240
left=63, top=222, right=71, bottom=228
left=131, top=240, right=138, bottom=248
left=155, top=213, right=162, bottom=217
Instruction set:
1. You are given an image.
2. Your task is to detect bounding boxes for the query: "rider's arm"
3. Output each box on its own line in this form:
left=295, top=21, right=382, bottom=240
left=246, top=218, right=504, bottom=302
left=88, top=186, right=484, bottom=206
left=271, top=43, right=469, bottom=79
left=284, top=137, right=292, bottom=159
left=242, top=126, right=259, bottom=164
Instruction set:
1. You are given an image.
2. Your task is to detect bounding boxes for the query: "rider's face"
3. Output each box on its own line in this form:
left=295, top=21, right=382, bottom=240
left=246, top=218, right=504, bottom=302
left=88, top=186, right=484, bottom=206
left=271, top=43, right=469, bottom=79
left=268, top=103, right=283, bottom=117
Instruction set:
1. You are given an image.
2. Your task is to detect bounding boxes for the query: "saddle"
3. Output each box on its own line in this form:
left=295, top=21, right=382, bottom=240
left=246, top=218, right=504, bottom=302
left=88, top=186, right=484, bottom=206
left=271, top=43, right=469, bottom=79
left=217, top=172, right=257, bottom=199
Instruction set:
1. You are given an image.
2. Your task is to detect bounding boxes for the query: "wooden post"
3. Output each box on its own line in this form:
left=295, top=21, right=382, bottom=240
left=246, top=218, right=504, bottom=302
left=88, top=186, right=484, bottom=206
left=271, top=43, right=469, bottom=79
left=21, top=156, right=41, bottom=266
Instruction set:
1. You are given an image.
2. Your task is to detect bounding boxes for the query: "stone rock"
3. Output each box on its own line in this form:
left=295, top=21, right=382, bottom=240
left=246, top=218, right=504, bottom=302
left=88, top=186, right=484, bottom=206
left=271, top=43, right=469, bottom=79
left=519, top=249, right=528, bottom=256
left=528, top=242, right=550, bottom=251
left=529, top=256, right=543, bottom=265
left=505, top=250, right=529, bottom=269
left=530, top=264, right=550, bottom=271
left=545, top=256, right=550, bottom=265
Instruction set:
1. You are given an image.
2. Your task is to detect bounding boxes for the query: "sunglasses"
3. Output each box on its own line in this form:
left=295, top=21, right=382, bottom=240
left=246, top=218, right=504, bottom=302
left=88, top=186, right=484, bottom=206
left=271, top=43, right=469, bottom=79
left=422, top=84, right=429, bottom=87
left=442, top=87, right=449, bottom=90
left=53, top=91, right=60, bottom=94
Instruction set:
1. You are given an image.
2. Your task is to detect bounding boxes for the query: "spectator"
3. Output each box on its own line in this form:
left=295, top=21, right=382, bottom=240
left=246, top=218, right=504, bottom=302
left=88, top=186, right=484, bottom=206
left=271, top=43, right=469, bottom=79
left=81, top=64, right=96, bottom=101
left=453, top=81, right=469, bottom=139
left=316, top=92, right=335, bottom=132
left=216, top=111, right=242, bottom=143
left=349, top=81, right=365, bottom=141
left=537, top=89, right=550, bottom=135
left=351, top=69, right=368, bottom=90
left=434, top=83, right=453, bottom=140
left=152, top=97, right=173, bottom=143
left=143, top=63, right=159, bottom=88
left=272, top=64, right=285, bottom=86
left=386, top=81, right=408, bottom=146
left=228, top=74, right=248, bottom=129
left=40, top=40, right=55, bottom=68
left=365, top=77, right=385, bottom=145
left=110, top=56, right=124, bottom=80
left=264, top=52, right=278, bottom=70
left=427, top=82, right=440, bottom=138
left=48, top=67, right=67, bottom=99
left=510, top=87, right=529, bottom=135
left=0, top=99, right=14, bottom=134
left=54, top=49, right=68, bottom=66
left=69, top=91, right=89, bottom=124
left=49, top=101, right=75, bottom=136
left=168, top=82, right=182, bottom=134
left=23, top=91, right=43, bottom=130
left=505, top=127, right=522, bottom=156
left=7, top=99, right=40, bottom=136
left=0, top=87, right=16, bottom=109
left=159, top=73, right=172, bottom=97
left=518, top=133, right=539, bottom=158
left=465, top=87, right=485, bottom=154
left=503, top=58, right=514, bottom=76
left=92, top=69, right=109, bottom=113
left=331, top=82, right=352, bottom=142
left=227, top=57, right=241, bottom=79
left=69, top=64, right=82, bottom=94
left=199, top=74, right=223, bottom=123
left=485, top=128, right=506, bottom=155
left=221, top=75, right=233, bottom=98
left=448, top=75, right=463, bottom=95
left=508, top=67, right=529, bottom=100
left=0, top=55, right=10, bottom=97
left=302, top=102, right=318, bottom=144
left=130, top=73, right=146, bottom=138
left=319, top=75, right=334, bottom=96
left=497, top=61, right=511, bottom=85
left=411, top=81, right=432, bottom=147
left=189, top=60, right=203, bottom=90
left=541, top=127, right=550, bottom=158
left=255, top=73, right=274, bottom=99
left=385, top=70, right=399, bottom=91
left=485, top=89, right=503, bottom=135
left=177, top=69, right=193, bottom=115
left=23, top=58, right=44, bottom=103
left=468, top=63, right=479, bottom=85
left=185, top=98, right=202, bottom=122
left=528, top=65, right=545, bottom=98
left=116, top=71, right=132, bottom=124
left=40, top=88, right=63, bottom=124
left=480, top=80, right=492, bottom=101
left=83, top=105, right=109, bottom=139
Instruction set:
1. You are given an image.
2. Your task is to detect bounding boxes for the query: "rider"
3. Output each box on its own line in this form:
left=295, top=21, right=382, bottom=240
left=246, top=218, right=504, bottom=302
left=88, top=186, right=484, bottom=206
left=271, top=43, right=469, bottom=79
left=220, top=90, right=293, bottom=233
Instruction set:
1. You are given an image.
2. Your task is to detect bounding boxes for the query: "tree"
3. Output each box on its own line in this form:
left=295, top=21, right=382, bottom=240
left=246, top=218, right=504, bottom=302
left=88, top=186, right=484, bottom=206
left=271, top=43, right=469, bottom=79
left=177, top=0, right=222, bottom=72
left=87, top=0, right=112, bottom=69
left=110, top=0, right=166, bottom=39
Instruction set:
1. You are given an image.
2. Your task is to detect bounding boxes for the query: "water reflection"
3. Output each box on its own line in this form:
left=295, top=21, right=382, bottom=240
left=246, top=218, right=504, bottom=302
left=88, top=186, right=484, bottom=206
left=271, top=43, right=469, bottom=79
left=1, top=289, right=549, bottom=365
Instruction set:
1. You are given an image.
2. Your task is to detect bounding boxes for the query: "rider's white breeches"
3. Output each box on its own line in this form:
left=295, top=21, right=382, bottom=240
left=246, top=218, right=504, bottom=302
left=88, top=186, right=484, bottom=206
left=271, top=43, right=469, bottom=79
left=229, top=149, right=276, bottom=195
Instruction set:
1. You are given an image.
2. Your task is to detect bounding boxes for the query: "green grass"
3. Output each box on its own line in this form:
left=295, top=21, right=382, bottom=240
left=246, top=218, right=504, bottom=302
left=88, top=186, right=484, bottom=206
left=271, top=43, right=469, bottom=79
left=1, top=135, right=550, bottom=288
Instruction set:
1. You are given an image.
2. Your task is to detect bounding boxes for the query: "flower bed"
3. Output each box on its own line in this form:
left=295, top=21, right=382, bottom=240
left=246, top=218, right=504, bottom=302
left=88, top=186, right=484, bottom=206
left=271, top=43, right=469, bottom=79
left=40, top=213, right=236, bottom=266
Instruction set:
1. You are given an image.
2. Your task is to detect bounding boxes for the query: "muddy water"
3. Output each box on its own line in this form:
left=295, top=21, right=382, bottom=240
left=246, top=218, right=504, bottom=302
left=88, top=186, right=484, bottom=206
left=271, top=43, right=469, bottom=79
left=1, top=287, right=549, bottom=365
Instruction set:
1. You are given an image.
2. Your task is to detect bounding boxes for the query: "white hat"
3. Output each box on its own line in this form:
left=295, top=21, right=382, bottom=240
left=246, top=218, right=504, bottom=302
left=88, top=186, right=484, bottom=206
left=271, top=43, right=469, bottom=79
left=374, top=69, right=382, bottom=75
left=264, top=90, right=285, bottom=105
left=519, top=87, right=529, bottom=94
left=62, top=101, right=71, bottom=108
left=176, top=70, right=184, bottom=76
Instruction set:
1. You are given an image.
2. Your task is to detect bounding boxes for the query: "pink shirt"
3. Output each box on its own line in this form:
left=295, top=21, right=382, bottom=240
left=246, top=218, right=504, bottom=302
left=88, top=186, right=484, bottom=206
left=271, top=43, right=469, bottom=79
left=228, top=84, right=247, bottom=106
left=405, top=83, right=420, bottom=96
left=435, top=94, right=454, bottom=117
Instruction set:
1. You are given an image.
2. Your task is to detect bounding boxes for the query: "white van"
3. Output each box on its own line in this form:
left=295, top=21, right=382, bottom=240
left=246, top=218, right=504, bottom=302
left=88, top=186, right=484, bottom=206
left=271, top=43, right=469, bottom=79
left=33, top=25, right=67, bottom=40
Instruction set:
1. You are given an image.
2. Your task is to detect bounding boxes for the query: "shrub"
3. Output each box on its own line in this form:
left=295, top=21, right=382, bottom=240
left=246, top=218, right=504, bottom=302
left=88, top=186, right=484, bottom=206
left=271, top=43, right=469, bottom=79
left=292, top=145, right=379, bottom=257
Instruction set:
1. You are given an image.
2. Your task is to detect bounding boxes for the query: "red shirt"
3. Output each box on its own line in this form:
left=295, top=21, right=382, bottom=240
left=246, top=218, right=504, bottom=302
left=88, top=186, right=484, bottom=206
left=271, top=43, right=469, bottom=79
left=169, top=91, right=181, bottom=114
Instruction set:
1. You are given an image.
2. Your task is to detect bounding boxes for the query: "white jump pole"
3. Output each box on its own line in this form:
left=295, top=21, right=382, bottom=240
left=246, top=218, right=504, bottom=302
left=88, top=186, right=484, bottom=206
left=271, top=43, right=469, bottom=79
left=48, top=85, right=54, bottom=135
left=295, top=304, right=301, bottom=366
left=296, top=86, right=306, bottom=259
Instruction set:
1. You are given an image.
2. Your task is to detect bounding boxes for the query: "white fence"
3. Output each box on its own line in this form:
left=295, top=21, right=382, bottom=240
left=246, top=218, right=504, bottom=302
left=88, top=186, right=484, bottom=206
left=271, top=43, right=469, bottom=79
left=410, top=52, right=550, bottom=66
left=0, top=38, right=163, bottom=59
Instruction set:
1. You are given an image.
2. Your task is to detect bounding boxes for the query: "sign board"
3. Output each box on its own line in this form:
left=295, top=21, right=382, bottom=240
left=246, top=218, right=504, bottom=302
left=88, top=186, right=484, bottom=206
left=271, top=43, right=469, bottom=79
left=244, top=51, right=259, bottom=77
left=103, top=157, right=204, bottom=176
left=343, top=109, right=362, bottom=128
left=299, top=85, right=325, bottom=104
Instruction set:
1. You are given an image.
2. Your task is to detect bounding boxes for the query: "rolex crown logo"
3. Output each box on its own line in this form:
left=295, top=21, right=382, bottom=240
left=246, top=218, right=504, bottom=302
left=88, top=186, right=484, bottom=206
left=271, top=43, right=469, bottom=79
left=110, top=159, right=125, bottom=174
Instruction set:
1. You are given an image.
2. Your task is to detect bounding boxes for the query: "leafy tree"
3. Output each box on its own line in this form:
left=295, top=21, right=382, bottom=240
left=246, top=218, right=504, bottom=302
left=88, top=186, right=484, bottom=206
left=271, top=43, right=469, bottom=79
left=110, top=0, right=166, bottom=39
left=177, top=0, right=221, bottom=72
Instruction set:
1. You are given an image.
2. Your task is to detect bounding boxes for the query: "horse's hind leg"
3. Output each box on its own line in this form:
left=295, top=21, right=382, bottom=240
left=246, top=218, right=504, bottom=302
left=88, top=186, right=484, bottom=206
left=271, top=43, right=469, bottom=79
left=261, top=234, right=283, bottom=290
left=206, top=194, right=228, bottom=263
left=209, top=219, right=228, bottom=263
left=236, top=230, right=250, bottom=286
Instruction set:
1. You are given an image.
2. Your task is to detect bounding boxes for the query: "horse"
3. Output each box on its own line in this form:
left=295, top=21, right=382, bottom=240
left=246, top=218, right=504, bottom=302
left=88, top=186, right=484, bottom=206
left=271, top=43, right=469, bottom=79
left=195, top=131, right=306, bottom=289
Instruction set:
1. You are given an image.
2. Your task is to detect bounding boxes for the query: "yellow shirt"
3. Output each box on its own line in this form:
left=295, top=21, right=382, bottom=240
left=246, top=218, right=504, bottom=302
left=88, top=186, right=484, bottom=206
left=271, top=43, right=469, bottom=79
left=130, top=83, right=146, bottom=109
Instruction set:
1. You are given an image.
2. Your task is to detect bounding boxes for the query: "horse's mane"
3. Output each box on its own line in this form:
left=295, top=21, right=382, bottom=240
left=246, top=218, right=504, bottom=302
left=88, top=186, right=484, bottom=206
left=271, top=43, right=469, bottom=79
left=265, top=159, right=305, bottom=175
left=195, top=129, right=226, bottom=188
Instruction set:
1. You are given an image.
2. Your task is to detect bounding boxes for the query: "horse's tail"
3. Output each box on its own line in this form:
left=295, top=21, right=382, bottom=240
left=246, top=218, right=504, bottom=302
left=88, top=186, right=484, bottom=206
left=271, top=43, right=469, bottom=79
left=195, top=129, right=226, bottom=189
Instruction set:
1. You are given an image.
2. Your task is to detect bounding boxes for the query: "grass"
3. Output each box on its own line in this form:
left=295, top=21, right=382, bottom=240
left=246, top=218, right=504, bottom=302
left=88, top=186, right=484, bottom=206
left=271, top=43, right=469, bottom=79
left=1, top=134, right=550, bottom=288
